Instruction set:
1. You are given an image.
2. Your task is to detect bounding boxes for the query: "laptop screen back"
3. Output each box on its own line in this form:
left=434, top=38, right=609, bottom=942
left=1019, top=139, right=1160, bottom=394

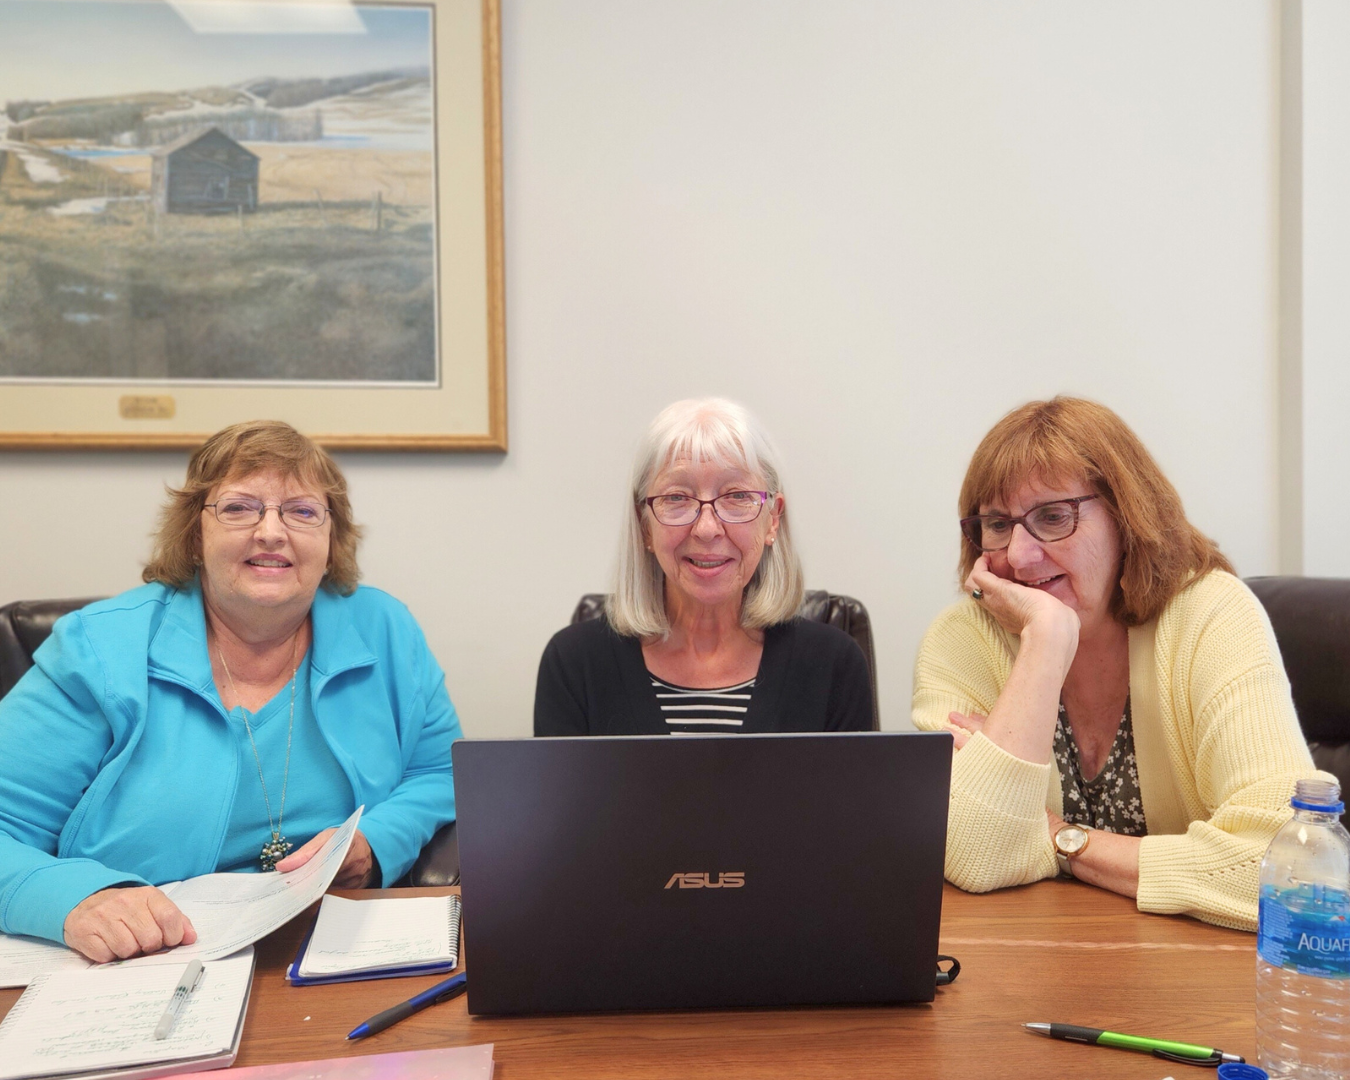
left=453, top=731, right=951, bottom=1014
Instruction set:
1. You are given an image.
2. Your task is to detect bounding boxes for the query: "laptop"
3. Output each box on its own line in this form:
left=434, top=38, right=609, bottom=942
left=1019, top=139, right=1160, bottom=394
left=452, top=731, right=952, bottom=1015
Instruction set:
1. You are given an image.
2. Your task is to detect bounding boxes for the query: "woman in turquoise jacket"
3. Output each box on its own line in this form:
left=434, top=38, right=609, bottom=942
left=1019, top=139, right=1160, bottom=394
left=0, top=421, right=462, bottom=961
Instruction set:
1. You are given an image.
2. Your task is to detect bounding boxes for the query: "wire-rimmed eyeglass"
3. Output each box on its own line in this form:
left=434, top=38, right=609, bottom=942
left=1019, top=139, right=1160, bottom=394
left=644, top=491, right=770, bottom=527
left=204, top=498, right=330, bottom=529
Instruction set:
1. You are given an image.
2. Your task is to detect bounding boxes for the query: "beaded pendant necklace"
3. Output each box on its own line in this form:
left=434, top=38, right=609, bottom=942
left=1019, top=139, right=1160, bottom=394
left=218, top=632, right=299, bottom=871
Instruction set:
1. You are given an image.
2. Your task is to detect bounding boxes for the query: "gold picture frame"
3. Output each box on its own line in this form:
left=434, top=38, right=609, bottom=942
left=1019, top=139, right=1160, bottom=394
left=0, top=0, right=505, bottom=451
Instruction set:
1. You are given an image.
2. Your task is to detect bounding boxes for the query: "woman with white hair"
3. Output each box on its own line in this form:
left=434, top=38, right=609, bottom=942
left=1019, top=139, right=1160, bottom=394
left=534, top=398, right=873, bottom=736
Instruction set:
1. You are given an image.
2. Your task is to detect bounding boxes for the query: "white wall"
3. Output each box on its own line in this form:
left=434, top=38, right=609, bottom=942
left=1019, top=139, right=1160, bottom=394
left=1302, top=0, right=1350, bottom=577
left=0, top=1, right=1285, bottom=735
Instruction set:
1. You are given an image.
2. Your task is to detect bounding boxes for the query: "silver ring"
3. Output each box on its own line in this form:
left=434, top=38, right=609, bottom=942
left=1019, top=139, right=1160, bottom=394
left=971, top=588, right=984, bottom=601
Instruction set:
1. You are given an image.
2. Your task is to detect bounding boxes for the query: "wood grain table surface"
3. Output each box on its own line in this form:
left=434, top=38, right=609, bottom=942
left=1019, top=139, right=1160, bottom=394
left=0, top=881, right=1257, bottom=1079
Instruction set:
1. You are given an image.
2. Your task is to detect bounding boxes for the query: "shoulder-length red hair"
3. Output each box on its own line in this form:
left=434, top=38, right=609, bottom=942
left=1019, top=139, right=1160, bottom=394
left=958, top=397, right=1232, bottom=625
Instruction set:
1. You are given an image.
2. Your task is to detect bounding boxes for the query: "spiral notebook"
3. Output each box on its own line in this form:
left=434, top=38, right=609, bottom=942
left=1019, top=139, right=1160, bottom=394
left=286, top=895, right=460, bottom=986
left=0, top=948, right=254, bottom=1080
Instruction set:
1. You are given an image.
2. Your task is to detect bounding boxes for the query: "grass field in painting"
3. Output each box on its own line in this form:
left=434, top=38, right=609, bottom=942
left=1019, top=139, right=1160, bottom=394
left=0, top=74, right=438, bottom=383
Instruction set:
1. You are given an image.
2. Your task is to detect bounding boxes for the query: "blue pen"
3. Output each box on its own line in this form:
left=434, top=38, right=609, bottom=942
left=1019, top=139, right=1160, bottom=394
left=346, top=972, right=468, bottom=1040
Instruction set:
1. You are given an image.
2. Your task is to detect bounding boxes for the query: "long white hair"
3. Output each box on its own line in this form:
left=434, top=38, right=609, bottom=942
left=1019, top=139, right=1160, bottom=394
left=606, top=398, right=804, bottom=637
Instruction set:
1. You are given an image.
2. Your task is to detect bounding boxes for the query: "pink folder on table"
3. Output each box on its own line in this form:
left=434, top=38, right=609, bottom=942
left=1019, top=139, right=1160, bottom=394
left=162, top=1044, right=494, bottom=1080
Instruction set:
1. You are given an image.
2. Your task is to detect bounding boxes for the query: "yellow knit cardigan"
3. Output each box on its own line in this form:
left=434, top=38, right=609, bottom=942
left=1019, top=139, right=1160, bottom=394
left=912, top=570, right=1329, bottom=931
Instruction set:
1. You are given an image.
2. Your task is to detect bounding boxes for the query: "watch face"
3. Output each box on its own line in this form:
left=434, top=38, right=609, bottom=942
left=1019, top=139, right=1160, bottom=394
left=1056, top=825, right=1089, bottom=856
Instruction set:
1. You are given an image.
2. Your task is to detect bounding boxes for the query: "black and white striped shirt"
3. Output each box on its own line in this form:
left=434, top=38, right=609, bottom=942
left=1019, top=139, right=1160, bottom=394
left=650, top=674, right=755, bottom=733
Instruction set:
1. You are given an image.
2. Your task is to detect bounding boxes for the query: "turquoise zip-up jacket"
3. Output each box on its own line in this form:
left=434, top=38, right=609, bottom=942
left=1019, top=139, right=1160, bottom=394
left=0, top=580, right=462, bottom=944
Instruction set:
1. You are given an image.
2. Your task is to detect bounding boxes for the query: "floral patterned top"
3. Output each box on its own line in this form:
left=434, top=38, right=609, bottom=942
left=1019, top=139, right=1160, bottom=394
left=1052, top=698, right=1148, bottom=836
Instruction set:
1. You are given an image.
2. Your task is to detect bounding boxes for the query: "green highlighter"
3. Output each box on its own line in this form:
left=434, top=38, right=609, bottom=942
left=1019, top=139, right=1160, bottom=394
left=1024, top=1022, right=1246, bottom=1066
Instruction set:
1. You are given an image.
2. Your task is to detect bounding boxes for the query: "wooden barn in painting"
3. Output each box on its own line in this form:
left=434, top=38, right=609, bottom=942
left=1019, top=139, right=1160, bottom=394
left=151, top=127, right=259, bottom=214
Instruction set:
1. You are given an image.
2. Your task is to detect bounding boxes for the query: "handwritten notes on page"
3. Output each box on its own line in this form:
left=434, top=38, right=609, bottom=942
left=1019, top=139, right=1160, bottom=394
left=0, top=937, right=90, bottom=990
left=299, top=894, right=460, bottom=977
left=120, top=806, right=363, bottom=967
left=0, top=948, right=254, bottom=1080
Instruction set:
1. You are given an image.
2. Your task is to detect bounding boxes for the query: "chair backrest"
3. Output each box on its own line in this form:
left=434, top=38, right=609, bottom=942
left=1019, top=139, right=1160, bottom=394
left=1246, top=576, right=1350, bottom=817
left=0, top=598, right=104, bottom=699
left=570, top=590, right=881, bottom=730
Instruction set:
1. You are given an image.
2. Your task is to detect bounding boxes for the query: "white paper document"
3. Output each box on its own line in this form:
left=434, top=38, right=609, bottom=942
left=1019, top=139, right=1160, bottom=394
left=0, top=948, right=254, bottom=1080
left=125, top=806, right=363, bottom=966
left=0, top=938, right=91, bottom=990
left=298, top=894, right=459, bottom=977
left=0, top=805, right=363, bottom=981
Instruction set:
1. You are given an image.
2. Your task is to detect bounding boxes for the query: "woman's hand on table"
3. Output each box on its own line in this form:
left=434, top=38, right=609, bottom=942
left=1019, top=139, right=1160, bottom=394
left=275, top=827, right=375, bottom=888
left=1045, top=810, right=1141, bottom=899
left=63, top=885, right=197, bottom=963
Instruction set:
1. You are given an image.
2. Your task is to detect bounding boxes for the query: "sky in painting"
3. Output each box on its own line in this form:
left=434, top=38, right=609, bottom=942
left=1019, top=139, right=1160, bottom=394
left=0, top=0, right=432, bottom=104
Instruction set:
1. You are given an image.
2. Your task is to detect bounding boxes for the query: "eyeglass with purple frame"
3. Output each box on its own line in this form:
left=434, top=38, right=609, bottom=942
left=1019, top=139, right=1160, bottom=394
left=644, top=490, right=770, bottom=527
left=960, top=494, right=1100, bottom=551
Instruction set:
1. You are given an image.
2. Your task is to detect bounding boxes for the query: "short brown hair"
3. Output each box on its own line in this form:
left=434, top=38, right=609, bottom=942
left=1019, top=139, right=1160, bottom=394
left=958, top=397, right=1233, bottom=625
left=143, top=420, right=362, bottom=595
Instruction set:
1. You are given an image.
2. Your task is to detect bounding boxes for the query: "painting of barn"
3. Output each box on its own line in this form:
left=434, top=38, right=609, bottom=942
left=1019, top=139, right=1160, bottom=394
left=0, top=0, right=441, bottom=385
left=151, top=127, right=258, bottom=215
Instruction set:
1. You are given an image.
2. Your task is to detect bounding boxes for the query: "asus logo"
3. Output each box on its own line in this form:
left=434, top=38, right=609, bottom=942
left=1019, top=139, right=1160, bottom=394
left=664, top=872, right=745, bottom=889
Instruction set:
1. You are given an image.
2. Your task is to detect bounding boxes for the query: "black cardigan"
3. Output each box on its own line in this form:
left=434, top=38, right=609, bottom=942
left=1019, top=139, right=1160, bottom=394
left=533, top=616, right=874, bottom=736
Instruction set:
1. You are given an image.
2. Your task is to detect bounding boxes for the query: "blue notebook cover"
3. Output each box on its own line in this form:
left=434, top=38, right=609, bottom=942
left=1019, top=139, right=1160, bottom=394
left=285, top=896, right=461, bottom=986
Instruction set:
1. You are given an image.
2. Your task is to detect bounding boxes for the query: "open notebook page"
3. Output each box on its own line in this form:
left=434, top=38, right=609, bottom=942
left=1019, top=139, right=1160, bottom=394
left=0, top=948, right=254, bottom=1080
left=299, top=894, right=458, bottom=976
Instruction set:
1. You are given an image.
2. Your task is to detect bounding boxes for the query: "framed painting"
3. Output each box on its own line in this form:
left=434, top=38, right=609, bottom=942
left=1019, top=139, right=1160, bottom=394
left=0, top=0, right=505, bottom=450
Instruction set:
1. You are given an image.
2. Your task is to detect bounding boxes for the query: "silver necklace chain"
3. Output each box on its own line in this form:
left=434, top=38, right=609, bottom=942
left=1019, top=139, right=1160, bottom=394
left=217, top=632, right=299, bottom=872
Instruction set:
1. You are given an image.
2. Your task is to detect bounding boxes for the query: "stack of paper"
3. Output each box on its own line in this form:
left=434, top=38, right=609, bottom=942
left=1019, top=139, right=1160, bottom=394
left=0, top=938, right=92, bottom=990
left=0, top=948, right=254, bottom=1080
left=287, top=894, right=461, bottom=985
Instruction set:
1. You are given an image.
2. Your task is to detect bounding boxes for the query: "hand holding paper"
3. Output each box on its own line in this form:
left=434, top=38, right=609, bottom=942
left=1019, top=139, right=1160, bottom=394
left=117, top=806, right=365, bottom=967
left=275, top=827, right=375, bottom=887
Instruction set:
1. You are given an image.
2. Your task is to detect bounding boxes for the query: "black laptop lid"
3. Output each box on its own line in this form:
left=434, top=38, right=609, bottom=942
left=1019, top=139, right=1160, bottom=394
left=453, top=731, right=951, bottom=1015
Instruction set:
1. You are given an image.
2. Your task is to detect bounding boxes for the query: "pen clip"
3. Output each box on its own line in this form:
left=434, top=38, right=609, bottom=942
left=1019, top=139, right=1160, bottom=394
left=1151, top=1048, right=1223, bottom=1068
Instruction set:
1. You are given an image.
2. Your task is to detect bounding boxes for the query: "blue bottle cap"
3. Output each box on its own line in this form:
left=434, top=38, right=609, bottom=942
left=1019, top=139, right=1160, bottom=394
left=1291, top=796, right=1347, bottom=814
left=1217, top=1064, right=1267, bottom=1080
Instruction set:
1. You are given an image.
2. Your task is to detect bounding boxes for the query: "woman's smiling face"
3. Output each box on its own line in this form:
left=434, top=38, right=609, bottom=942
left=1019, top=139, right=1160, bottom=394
left=199, top=469, right=331, bottom=627
left=982, top=475, right=1122, bottom=628
left=644, top=457, right=782, bottom=618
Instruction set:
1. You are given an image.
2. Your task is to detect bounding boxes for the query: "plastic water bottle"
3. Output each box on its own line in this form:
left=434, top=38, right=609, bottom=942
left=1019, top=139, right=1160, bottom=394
left=1255, top=779, right=1350, bottom=1080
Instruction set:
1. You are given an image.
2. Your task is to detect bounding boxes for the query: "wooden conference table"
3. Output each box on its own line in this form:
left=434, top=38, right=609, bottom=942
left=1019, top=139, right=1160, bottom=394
left=0, top=881, right=1257, bottom=1079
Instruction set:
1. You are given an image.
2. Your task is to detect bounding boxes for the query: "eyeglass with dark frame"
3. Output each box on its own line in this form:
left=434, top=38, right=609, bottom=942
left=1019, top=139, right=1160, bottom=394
left=960, top=494, right=1100, bottom=552
left=204, top=498, right=331, bottom=529
left=644, top=490, right=770, bottom=527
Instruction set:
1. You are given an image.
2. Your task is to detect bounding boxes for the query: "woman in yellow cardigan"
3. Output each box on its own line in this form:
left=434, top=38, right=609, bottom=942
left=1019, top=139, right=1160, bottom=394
left=912, top=397, right=1327, bottom=930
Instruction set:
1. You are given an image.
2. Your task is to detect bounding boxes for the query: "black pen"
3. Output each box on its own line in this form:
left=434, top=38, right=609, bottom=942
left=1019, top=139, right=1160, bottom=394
left=1024, top=1022, right=1244, bottom=1065
left=346, top=972, right=468, bottom=1040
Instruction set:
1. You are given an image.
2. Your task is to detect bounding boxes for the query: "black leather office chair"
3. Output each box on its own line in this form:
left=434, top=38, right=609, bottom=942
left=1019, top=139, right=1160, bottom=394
left=0, top=597, right=459, bottom=885
left=570, top=590, right=882, bottom=730
left=1247, top=576, right=1350, bottom=821
left=0, top=598, right=103, bottom=699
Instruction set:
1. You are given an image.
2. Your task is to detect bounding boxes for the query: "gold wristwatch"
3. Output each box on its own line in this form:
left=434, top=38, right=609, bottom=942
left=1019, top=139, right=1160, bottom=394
left=1053, top=823, right=1091, bottom=878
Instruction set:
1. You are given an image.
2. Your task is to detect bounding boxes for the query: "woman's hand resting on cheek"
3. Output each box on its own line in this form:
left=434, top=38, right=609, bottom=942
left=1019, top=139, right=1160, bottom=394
left=965, top=554, right=1080, bottom=681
